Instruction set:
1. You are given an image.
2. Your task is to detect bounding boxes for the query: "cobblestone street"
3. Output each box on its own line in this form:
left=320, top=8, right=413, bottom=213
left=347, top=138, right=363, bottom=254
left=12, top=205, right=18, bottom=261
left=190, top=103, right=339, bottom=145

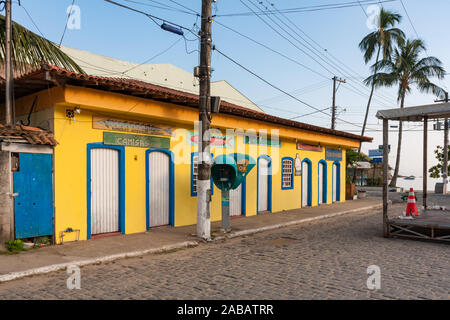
left=0, top=208, right=449, bottom=300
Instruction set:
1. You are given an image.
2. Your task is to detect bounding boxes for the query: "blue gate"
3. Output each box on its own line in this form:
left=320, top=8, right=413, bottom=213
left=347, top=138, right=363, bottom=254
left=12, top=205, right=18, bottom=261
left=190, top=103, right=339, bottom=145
left=14, top=153, right=53, bottom=239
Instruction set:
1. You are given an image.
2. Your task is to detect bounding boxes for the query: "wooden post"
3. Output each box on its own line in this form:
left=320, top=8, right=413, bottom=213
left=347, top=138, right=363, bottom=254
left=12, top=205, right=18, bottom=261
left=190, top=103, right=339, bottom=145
left=383, top=119, right=389, bottom=237
left=197, top=0, right=212, bottom=240
left=444, top=117, right=448, bottom=194
left=5, top=0, right=14, bottom=127
left=423, top=116, right=428, bottom=208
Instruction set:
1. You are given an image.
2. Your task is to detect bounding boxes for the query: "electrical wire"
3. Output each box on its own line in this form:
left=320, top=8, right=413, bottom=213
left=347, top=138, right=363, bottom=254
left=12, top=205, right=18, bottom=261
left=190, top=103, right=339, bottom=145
left=213, top=20, right=329, bottom=80
left=214, top=0, right=396, bottom=17
left=213, top=46, right=378, bottom=131
left=241, top=0, right=395, bottom=108
left=104, top=0, right=199, bottom=39
left=58, top=0, right=75, bottom=47
left=123, top=0, right=197, bottom=15
left=256, top=0, right=397, bottom=105
left=167, top=0, right=198, bottom=15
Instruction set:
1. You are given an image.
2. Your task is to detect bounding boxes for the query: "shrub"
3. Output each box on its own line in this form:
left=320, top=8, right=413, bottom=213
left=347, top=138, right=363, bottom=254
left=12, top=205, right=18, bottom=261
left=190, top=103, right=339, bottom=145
left=6, top=239, right=24, bottom=253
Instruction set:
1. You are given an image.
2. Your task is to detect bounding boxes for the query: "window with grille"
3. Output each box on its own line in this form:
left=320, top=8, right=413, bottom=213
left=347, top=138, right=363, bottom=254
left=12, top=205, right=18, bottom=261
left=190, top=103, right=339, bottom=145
left=282, top=158, right=293, bottom=190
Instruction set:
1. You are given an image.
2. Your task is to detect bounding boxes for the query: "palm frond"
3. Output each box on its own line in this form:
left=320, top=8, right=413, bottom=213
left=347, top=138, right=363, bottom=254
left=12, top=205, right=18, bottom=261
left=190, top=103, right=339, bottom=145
left=0, top=14, right=85, bottom=76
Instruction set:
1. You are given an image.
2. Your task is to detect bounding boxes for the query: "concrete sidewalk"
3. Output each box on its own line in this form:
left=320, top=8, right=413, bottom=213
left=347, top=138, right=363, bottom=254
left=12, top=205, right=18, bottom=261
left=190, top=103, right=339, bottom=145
left=0, top=197, right=382, bottom=282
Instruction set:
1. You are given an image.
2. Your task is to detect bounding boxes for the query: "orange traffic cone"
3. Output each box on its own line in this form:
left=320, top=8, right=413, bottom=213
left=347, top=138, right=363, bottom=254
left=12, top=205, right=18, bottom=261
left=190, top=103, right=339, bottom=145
left=405, top=188, right=419, bottom=216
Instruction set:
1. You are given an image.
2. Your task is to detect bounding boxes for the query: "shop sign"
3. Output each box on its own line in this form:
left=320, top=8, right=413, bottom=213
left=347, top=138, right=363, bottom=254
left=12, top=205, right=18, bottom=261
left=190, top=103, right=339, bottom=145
left=188, top=131, right=235, bottom=148
left=103, top=132, right=170, bottom=149
left=296, top=143, right=323, bottom=152
left=325, top=148, right=342, bottom=161
left=244, top=135, right=282, bottom=147
left=93, top=116, right=173, bottom=137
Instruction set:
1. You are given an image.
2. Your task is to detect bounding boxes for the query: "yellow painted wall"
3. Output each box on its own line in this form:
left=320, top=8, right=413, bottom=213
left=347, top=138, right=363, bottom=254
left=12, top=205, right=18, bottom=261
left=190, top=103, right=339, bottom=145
left=17, top=87, right=354, bottom=243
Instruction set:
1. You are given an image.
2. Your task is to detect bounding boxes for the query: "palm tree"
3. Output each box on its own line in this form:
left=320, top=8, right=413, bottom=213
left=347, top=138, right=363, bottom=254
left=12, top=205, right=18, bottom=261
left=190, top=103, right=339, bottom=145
left=365, top=38, right=446, bottom=187
left=0, top=14, right=84, bottom=76
left=358, top=8, right=404, bottom=146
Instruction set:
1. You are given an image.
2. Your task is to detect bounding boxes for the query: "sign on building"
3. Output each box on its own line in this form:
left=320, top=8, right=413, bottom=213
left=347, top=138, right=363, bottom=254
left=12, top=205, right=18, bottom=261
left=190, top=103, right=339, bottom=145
left=93, top=116, right=173, bottom=137
left=296, top=143, right=323, bottom=152
left=188, top=131, right=235, bottom=148
left=244, top=135, right=282, bottom=147
left=325, top=148, right=342, bottom=161
left=103, top=132, right=170, bottom=149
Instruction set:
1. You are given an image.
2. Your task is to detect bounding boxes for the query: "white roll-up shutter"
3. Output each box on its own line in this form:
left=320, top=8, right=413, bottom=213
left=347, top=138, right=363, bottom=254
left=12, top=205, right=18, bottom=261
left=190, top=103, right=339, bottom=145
left=91, top=148, right=119, bottom=235
left=302, top=161, right=309, bottom=207
left=230, top=184, right=242, bottom=216
left=318, top=163, right=323, bottom=205
left=332, top=163, right=337, bottom=202
left=258, top=157, right=269, bottom=212
left=148, top=151, right=170, bottom=227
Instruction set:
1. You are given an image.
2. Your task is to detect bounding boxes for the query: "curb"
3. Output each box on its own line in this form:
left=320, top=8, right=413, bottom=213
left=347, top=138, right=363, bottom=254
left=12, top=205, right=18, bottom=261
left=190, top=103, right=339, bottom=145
left=0, top=203, right=381, bottom=283
left=0, top=241, right=198, bottom=283
left=227, top=204, right=383, bottom=239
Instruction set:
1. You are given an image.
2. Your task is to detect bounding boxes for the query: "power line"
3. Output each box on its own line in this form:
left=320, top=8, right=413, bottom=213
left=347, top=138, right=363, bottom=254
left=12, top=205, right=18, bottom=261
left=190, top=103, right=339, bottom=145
left=399, top=0, right=420, bottom=39
left=213, top=20, right=329, bottom=80
left=104, top=0, right=199, bottom=38
left=214, top=0, right=396, bottom=17
left=167, top=0, right=198, bottom=14
left=59, top=0, right=75, bottom=47
left=356, top=0, right=369, bottom=17
left=262, top=0, right=397, bottom=105
left=17, top=2, right=45, bottom=37
left=244, top=0, right=395, bottom=107
left=213, top=46, right=377, bottom=131
left=121, top=37, right=184, bottom=74
left=123, top=0, right=197, bottom=15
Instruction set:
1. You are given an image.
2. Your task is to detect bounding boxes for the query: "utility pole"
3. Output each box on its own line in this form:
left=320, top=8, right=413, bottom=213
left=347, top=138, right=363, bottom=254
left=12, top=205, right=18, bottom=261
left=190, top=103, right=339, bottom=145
left=331, top=76, right=345, bottom=130
left=197, top=0, right=212, bottom=240
left=5, top=0, right=14, bottom=127
left=435, top=91, right=449, bottom=193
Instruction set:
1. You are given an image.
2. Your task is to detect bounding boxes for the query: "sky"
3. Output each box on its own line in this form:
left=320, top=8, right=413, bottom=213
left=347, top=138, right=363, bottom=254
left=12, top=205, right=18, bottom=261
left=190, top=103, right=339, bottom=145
left=8, top=0, right=450, bottom=187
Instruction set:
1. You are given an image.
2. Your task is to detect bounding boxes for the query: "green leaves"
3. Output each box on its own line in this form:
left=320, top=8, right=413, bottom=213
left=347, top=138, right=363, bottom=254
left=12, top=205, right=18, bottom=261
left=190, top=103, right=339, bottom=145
left=429, top=145, right=450, bottom=179
left=366, top=38, right=446, bottom=102
left=358, top=8, right=405, bottom=64
left=0, top=14, right=85, bottom=75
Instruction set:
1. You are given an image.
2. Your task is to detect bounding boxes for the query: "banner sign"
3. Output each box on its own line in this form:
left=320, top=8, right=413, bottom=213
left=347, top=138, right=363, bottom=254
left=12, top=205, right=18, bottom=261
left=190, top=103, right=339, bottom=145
left=188, top=131, right=235, bottom=148
left=103, top=132, right=170, bottom=149
left=325, top=148, right=342, bottom=161
left=244, top=136, right=282, bottom=147
left=372, top=157, right=383, bottom=163
left=93, top=116, right=173, bottom=137
left=368, top=149, right=383, bottom=158
left=296, top=143, right=323, bottom=152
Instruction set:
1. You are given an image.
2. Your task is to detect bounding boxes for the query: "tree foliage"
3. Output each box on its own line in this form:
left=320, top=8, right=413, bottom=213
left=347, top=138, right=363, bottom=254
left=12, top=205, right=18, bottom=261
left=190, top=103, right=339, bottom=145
left=346, top=149, right=368, bottom=168
left=429, top=145, right=450, bottom=179
left=0, top=14, right=85, bottom=76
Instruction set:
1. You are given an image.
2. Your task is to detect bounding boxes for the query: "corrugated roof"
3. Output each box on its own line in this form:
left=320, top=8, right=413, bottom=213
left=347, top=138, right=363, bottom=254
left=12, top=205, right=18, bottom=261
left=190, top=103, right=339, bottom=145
left=376, top=103, right=450, bottom=121
left=0, top=124, right=58, bottom=146
left=3, top=64, right=372, bottom=143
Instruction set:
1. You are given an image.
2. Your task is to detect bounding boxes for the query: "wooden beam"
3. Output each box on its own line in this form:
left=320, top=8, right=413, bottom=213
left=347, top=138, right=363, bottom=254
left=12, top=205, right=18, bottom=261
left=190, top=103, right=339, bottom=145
left=383, top=119, right=389, bottom=237
left=423, top=116, right=428, bottom=208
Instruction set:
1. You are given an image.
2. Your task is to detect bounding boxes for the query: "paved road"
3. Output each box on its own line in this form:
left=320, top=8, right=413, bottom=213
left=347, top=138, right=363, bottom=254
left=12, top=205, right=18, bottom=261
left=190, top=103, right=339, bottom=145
left=0, top=209, right=449, bottom=300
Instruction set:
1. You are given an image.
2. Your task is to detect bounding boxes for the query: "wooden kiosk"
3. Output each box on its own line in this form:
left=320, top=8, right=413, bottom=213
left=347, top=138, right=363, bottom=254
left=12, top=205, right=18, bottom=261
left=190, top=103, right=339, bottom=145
left=376, top=103, right=450, bottom=242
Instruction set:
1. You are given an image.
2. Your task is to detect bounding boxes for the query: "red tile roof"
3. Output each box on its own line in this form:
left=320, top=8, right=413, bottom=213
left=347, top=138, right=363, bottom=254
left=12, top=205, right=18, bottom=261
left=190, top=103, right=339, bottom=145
left=5, top=64, right=372, bottom=143
left=0, top=124, right=58, bottom=146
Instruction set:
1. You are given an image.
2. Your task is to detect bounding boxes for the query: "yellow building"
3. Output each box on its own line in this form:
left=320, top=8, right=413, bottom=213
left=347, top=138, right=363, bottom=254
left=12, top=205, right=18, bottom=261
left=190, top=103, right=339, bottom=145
left=10, top=65, right=371, bottom=243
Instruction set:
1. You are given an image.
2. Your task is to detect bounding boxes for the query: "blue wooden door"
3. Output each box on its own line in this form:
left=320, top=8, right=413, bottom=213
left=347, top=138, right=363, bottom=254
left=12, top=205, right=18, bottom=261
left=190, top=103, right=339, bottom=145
left=14, top=153, right=53, bottom=239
